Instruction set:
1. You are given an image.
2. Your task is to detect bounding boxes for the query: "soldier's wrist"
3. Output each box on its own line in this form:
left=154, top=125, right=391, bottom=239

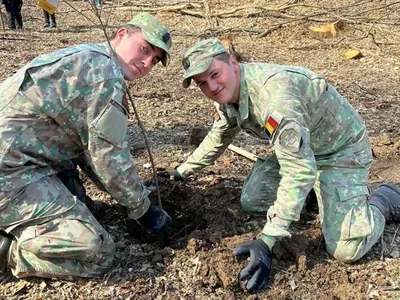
left=175, top=167, right=184, bottom=180
left=260, top=234, right=276, bottom=251
left=127, top=197, right=151, bottom=220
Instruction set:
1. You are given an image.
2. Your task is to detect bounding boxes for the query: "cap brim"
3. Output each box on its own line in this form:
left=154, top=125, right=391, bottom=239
left=182, top=57, right=213, bottom=88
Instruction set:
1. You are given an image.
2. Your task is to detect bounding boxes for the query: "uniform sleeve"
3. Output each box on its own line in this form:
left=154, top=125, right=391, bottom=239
left=259, top=73, right=317, bottom=249
left=177, top=104, right=240, bottom=178
left=85, top=79, right=150, bottom=219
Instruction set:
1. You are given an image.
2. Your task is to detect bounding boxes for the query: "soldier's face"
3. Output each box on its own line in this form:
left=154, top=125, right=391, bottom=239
left=193, top=57, right=240, bottom=105
left=113, top=29, right=163, bottom=81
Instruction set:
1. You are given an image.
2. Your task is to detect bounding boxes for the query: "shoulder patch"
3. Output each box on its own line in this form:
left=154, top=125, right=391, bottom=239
left=276, top=121, right=307, bottom=155
left=264, top=110, right=283, bottom=139
left=279, top=128, right=302, bottom=152
left=94, top=100, right=127, bottom=146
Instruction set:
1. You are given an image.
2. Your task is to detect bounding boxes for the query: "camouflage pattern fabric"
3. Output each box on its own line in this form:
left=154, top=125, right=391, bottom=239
left=0, top=43, right=151, bottom=277
left=0, top=175, right=115, bottom=279
left=177, top=61, right=385, bottom=262
left=128, top=13, right=172, bottom=66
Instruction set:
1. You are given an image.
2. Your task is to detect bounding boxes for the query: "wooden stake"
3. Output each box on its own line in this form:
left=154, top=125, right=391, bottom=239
left=228, top=144, right=259, bottom=162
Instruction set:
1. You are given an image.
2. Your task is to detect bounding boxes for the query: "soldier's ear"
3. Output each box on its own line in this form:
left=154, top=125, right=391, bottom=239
left=229, top=55, right=239, bottom=71
left=115, top=27, right=129, bottom=41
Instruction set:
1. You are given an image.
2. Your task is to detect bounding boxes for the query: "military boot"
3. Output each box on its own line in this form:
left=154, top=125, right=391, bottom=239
left=57, top=170, right=107, bottom=219
left=83, top=196, right=107, bottom=220
left=369, top=183, right=400, bottom=224
left=0, top=233, right=12, bottom=273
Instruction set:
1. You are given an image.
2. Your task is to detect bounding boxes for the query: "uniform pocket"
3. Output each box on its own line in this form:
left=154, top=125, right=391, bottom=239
left=333, top=185, right=372, bottom=240
left=92, top=100, right=127, bottom=147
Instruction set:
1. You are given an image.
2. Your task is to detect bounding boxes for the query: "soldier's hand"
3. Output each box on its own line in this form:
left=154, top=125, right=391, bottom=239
left=233, top=239, right=272, bottom=293
left=157, top=169, right=184, bottom=181
left=137, top=206, right=172, bottom=234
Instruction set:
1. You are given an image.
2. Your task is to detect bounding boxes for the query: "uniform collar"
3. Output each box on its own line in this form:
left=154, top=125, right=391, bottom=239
left=238, top=65, right=249, bottom=123
left=223, top=65, right=249, bottom=124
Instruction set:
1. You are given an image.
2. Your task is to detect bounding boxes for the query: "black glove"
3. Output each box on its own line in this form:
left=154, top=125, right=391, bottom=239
left=233, top=239, right=272, bottom=293
left=157, top=169, right=184, bottom=181
left=137, top=206, right=172, bottom=234
left=57, top=169, right=86, bottom=201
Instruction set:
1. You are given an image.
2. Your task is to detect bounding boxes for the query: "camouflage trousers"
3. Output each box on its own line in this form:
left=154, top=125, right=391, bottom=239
left=241, top=154, right=385, bottom=263
left=0, top=175, right=115, bottom=279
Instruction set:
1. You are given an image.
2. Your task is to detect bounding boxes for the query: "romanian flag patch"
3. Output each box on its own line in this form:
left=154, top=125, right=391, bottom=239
left=264, top=111, right=283, bottom=139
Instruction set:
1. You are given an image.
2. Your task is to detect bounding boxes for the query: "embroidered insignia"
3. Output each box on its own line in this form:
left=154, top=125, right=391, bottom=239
left=264, top=110, right=283, bottom=139
left=279, top=128, right=302, bottom=152
left=162, top=32, right=171, bottom=43
left=264, top=116, right=279, bottom=138
left=183, top=58, right=190, bottom=70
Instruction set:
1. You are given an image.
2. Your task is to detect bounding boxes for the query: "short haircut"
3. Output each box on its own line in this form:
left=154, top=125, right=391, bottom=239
left=110, top=24, right=141, bottom=40
left=214, top=52, right=231, bottom=64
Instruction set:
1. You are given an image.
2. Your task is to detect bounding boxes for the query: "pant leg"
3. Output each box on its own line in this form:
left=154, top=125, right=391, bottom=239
left=240, top=155, right=281, bottom=215
left=14, top=0, right=22, bottom=28
left=0, top=175, right=115, bottom=279
left=3, top=0, right=15, bottom=28
left=316, top=166, right=385, bottom=263
left=43, top=10, right=50, bottom=24
left=50, top=13, right=56, bottom=25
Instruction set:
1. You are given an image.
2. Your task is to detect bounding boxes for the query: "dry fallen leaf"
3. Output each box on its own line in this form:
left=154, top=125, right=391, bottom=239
left=13, top=280, right=28, bottom=295
left=309, top=20, right=346, bottom=38
left=344, top=49, right=363, bottom=59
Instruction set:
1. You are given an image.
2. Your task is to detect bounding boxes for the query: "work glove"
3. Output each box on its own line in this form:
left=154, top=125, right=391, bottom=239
left=157, top=169, right=184, bottom=181
left=233, top=239, right=272, bottom=293
left=137, top=206, right=172, bottom=234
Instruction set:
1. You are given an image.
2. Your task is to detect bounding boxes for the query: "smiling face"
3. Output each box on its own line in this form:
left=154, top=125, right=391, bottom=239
left=192, top=55, right=241, bottom=105
left=112, top=28, right=164, bottom=81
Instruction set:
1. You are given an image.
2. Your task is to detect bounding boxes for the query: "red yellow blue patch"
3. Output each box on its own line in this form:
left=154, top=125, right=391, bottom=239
left=264, top=116, right=279, bottom=138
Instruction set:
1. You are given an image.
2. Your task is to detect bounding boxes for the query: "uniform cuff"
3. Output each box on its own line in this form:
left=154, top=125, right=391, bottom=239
left=260, top=234, right=277, bottom=251
left=175, top=167, right=184, bottom=179
left=176, top=165, right=192, bottom=179
left=127, top=197, right=151, bottom=220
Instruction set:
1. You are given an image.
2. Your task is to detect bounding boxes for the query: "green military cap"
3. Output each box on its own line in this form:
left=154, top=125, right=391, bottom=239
left=182, top=38, right=227, bottom=88
left=128, top=13, right=172, bottom=67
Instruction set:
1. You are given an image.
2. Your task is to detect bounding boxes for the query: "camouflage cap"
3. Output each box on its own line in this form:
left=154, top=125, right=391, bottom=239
left=182, top=38, right=227, bottom=88
left=128, top=13, right=172, bottom=67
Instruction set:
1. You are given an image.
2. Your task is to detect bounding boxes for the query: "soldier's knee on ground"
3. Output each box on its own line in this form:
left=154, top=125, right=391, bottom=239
left=240, top=193, right=269, bottom=216
left=19, top=219, right=115, bottom=261
left=325, top=239, right=364, bottom=263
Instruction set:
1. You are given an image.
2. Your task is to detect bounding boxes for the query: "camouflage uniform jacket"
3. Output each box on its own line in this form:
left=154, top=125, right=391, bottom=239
left=178, top=63, right=370, bottom=241
left=0, top=43, right=150, bottom=219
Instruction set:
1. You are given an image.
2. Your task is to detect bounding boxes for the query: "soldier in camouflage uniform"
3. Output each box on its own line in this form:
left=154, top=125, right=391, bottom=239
left=0, top=13, right=173, bottom=279
left=160, top=38, right=400, bottom=292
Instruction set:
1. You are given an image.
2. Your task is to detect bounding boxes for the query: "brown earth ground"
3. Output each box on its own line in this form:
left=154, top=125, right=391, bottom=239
left=1, top=0, right=400, bottom=299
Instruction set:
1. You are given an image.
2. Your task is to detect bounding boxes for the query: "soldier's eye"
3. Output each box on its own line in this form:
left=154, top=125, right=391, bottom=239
left=141, top=45, right=148, bottom=54
left=211, top=72, right=219, bottom=78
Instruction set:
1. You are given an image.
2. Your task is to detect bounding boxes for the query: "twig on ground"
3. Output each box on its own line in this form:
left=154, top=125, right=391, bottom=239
left=390, top=225, right=400, bottom=246
left=348, top=1, right=400, bottom=17
left=170, top=224, right=192, bottom=239
left=377, top=286, right=400, bottom=291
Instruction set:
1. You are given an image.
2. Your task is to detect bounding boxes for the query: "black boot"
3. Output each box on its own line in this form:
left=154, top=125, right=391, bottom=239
left=369, top=183, right=400, bottom=224
left=0, top=233, right=12, bottom=273
left=57, top=169, right=106, bottom=219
